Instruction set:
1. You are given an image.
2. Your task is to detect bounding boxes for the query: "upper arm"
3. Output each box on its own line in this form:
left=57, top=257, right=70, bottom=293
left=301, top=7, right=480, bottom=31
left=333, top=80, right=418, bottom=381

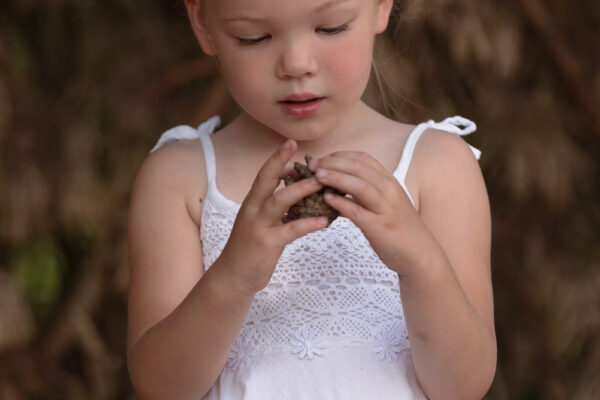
left=127, top=140, right=207, bottom=353
left=407, top=130, right=494, bottom=335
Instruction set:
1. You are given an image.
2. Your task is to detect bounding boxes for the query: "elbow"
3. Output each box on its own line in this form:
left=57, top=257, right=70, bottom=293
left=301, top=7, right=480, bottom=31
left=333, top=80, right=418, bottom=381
left=424, top=344, right=497, bottom=400
left=460, top=346, right=498, bottom=400
left=458, top=343, right=497, bottom=400
left=462, top=328, right=497, bottom=400
left=476, top=348, right=497, bottom=400
left=128, top=344, right=212, bottom=400
left=128, top=348, right=163, bottom=400
left=128, top=346, right=179, bottom=400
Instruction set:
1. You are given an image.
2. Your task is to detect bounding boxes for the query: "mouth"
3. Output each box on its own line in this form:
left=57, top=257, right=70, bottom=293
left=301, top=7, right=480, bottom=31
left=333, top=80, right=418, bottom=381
left=281, top=98, right=322, bottom=104
left=279, top=96, right=324, bottom=117
left=280, top=93, right=324, bottom=104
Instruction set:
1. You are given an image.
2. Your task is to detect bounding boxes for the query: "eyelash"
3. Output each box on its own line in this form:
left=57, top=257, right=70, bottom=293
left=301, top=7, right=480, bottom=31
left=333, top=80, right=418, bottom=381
left=237, top=36, right=271, bottom=46
left=319, top=24, right=350, bottom=35
left=236, top=23, right=350, bottom=46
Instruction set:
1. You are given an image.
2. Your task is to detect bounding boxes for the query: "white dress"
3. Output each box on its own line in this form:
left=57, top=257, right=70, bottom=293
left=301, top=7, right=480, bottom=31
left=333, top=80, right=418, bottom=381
left=151, top=116, right=480, bottom=400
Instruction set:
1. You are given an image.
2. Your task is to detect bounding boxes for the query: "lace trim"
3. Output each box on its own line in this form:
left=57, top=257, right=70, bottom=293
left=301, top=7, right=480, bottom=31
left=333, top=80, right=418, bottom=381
left=226, top=336, right=255, bottom=372
left=226, top=326, right=410, bottom=371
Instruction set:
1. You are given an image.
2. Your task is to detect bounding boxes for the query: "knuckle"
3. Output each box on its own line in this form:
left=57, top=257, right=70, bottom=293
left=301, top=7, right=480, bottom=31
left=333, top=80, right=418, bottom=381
left=302, top=177, right=319, bottom=190
left=268, top=190, right=284, bottom=207
left=346, top=202, right=362, bottom=221
left=238, top=201, right=257, bottom=218
left=357, top=152, right=370, bottom=163
left=288, top=222, right=303, bottom=237
left=390, top=181, right=405, bottom=198
left=288, top=218, right=313, bottom=238
left=381, top=217, right=396, bottom=231
left=347, top=159, right=362, bottom=174
left=275, top=146, right=286, bottom=159
left=356, top=179, right=370, bottom=193
left=250, top=232, right=271, bottom=250
left=255, top=167, right=273, bottom=185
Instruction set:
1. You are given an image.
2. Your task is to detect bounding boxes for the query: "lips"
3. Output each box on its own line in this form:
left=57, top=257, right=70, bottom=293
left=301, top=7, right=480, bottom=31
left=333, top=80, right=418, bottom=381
left=279, top=93, right=324, bottom=117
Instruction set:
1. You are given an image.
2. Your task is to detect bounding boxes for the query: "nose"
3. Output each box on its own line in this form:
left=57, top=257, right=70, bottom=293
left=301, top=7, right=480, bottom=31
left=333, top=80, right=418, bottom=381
left=276, top=37, right=318, bottom=79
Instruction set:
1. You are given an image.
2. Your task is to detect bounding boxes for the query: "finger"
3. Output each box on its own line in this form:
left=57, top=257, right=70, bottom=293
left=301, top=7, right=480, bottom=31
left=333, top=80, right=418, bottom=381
left=279, top=162, right=300, bottom=180
left=311, top=151, right=389, bottom=175
left=245, top=139, right=297, bottom=208
left=314, top=167, right=384, bottom=213
left=274, top=216, right=329, bottom=244
left=311, top=153, right=391, bottom=194
left=323, top=191, right=372, bottom=227
left=261, top=177, right=323, bottom=223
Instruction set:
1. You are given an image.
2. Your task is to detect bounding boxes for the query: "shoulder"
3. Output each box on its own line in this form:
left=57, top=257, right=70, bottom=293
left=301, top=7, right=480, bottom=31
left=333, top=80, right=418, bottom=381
left=413, top=128, right=482, bottom=184
left=407, top=127, right=487, bottom=209
left=130, top=137, right=207, bottom=226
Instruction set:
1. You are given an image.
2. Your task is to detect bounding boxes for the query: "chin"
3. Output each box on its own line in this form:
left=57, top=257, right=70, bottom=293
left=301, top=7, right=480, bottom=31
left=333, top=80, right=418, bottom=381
left=244, top=109, right=338, bottom=143
left=275, top=121, right=330, bottom=142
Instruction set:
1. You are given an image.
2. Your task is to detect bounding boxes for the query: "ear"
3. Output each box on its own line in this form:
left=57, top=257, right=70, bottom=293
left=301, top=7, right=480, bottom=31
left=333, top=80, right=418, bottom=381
left=375, top=0, right=394, bottom=34
left=184, top=0, right=217, bottom=56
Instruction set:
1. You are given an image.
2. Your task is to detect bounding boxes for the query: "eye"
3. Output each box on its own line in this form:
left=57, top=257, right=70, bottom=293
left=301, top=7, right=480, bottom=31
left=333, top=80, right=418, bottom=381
left=318, top=23, right=350, bottom=35
left=237, top=35, right=271, bottom=46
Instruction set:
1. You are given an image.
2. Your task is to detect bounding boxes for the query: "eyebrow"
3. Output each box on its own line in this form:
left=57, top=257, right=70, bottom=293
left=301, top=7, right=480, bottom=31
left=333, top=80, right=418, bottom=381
left=222, top=0, right=352, bottom=23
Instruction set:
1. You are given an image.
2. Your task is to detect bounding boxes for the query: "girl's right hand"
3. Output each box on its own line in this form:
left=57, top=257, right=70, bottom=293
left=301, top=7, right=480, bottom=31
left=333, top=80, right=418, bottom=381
left=213, top=139, right=329, bottom=296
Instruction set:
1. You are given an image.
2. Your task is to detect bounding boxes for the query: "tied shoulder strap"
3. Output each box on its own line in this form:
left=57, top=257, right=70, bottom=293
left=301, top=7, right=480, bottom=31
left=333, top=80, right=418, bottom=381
left=150, top=116, right=221, bottom=154
left=394, top=116, right=481, bottom=206
left=427, top=116, right=481, bottom=160
left=149, top=115, right=221, bottom=183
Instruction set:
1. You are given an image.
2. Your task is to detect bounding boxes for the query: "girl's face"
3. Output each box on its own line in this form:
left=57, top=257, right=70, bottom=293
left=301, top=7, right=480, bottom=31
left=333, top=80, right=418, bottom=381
left=187, top=0, right=393, bottom=141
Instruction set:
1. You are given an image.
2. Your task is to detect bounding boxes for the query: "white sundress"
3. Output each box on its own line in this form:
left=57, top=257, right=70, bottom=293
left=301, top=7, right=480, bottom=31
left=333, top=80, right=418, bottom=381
left=151, top=115, right=480, bottom=399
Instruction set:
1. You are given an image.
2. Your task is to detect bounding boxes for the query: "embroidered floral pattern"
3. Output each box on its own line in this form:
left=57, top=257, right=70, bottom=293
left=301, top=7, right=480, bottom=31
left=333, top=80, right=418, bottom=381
left=227, top=336, right=254, bottom=371
left=290, top=328, right=326, bottom=360
left=373, top=328, right=403, bottom=361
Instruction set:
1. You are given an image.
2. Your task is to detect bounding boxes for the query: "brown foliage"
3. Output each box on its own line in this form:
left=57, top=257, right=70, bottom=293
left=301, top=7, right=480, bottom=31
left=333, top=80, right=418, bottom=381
left=0, top=0, right=598, bottom=398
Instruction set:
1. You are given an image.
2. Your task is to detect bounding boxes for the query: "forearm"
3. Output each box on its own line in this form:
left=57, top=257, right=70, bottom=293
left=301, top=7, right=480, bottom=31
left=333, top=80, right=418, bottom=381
left=128, top=262, right=254, bottom=400
left=400, top=238, right=496, bottom=400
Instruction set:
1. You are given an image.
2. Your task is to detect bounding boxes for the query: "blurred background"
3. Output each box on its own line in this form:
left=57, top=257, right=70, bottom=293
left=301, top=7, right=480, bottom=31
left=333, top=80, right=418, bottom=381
left=0, top=0, right=598, bottom=399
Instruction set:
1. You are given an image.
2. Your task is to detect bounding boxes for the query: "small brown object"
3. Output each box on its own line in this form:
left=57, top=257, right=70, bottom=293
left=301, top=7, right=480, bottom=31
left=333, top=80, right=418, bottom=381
left=284, top=155, right=344, bottom=226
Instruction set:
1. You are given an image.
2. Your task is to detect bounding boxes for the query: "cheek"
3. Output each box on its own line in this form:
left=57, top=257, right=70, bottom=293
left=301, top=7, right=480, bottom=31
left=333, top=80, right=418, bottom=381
left=219, top=52, right=271, bottom=105
left=324, top=37, right=373, bottom=95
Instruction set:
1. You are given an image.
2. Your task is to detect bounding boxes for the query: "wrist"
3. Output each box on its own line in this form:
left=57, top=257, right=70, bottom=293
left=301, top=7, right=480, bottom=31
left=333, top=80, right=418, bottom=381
left=395, top=221, right=448, bottom=284
left=208, top=255, right=260, bottom=301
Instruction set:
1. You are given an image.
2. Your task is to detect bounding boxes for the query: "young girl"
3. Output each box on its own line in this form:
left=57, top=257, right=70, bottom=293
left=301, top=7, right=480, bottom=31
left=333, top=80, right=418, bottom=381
left=127, top=0, right=496, bottom=399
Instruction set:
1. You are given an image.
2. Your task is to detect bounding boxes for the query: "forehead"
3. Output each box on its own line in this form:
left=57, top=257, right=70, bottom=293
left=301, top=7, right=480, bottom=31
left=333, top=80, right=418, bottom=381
left=206, top=0, right=358, bottom=19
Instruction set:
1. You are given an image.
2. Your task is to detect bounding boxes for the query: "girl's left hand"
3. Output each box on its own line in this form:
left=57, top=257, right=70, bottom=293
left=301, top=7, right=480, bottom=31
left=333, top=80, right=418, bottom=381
left=310, top=151, right=430, bottom=277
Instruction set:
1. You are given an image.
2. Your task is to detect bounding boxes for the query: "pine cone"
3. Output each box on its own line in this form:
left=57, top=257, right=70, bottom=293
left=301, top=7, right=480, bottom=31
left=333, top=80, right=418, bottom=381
left=284, top=155, right=344, bottom=226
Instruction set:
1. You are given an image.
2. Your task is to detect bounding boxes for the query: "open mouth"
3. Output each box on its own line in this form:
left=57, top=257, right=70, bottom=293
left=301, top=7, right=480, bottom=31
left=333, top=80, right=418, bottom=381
left=279, top=97, right=324, bottom=117
left=281, top=97, right=323, bottom=104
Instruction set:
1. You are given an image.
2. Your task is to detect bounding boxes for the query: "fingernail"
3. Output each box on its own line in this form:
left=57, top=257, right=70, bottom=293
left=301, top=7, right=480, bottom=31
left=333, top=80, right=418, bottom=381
left=324, top=192, right=335, bottom=201
left=318, top=217, right=329, bottom=226
left=282, top=139, right=293, bottom=150
left=309, top=177, right=320, bottom=186
left=308, top=159, right=318, bottom=171
left=317, top=169, right=328, bottom=178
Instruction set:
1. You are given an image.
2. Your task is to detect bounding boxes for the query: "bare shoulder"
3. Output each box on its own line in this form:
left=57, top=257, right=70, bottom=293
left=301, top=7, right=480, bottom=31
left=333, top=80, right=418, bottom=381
left=408, top=128, right=486, bottom=200
left=131, top=138, right=207, bottom=225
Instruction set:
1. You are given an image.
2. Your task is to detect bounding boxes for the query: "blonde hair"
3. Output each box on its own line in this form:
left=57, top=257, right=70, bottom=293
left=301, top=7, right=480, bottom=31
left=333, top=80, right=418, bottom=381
left=364, top=1, right=407, bottom=121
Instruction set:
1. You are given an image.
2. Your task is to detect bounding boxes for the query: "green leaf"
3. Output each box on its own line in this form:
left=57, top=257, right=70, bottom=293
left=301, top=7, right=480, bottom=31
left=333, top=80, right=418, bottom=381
left=10, top=238, right=66, bottom=315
